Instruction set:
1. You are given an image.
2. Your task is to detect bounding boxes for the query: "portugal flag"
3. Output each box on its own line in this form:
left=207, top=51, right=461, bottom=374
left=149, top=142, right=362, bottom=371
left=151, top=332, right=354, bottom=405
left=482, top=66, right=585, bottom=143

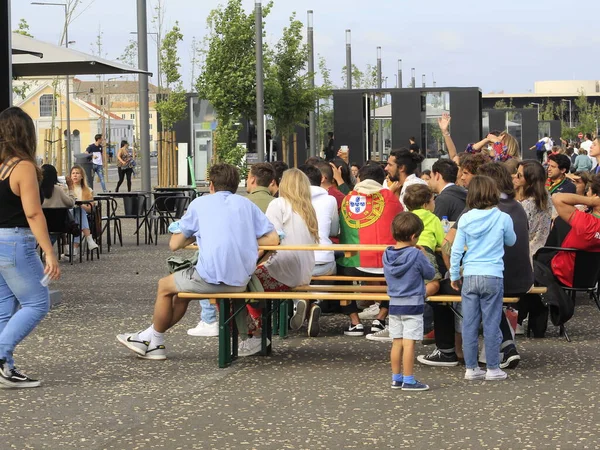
left=338, top=188, right=403, bottom=268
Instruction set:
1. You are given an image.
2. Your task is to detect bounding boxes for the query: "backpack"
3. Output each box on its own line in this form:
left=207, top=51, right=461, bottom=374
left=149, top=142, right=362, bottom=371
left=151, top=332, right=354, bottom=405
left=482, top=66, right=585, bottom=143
left=535, top=141, right=545, bottom=152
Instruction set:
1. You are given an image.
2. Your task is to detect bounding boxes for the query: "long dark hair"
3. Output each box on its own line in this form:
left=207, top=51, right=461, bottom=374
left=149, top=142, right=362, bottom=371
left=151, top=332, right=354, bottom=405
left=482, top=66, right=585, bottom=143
left=41, top=164, right=58, bottom=199
left=0, top=107, right=41, bottom=180
left=519, top=160, right=549, bottom=211
left=331, top=156, right=353, bottom=188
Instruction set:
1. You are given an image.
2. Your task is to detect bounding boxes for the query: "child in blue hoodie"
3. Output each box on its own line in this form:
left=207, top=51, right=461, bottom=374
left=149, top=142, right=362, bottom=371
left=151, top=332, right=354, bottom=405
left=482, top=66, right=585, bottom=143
left=450, top=175, right=516, bottom=382
left=383, top=212, right=436, bottom=391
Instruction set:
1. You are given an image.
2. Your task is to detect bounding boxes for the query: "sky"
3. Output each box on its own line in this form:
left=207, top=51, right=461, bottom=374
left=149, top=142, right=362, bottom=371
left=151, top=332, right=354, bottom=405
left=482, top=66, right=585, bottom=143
left=10, top=0, right=600, bottom=94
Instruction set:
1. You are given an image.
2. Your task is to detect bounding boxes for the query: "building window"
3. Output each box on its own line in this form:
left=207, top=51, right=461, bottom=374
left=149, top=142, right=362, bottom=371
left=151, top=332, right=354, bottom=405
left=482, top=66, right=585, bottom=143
left=149, top=113, right=153, bottom=118
left=39, top=94, right=57, bottom=117
left=149, top=123, right=153, bottom=130
left=130, top=114, right=135, bottom=120
left=121, top=114, right=125, bottom=119
left=149, top=134, right=153, bottom=142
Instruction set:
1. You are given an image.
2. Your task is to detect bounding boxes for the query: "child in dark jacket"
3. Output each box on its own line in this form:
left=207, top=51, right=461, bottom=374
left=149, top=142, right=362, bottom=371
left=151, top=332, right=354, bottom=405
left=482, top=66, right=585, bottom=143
left=383, top=212, right=436, bottom=391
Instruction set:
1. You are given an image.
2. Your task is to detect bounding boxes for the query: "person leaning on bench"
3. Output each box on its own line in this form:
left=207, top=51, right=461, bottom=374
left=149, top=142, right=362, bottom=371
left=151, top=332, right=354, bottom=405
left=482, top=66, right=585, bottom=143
left=116, top=163, right=279, bottom=360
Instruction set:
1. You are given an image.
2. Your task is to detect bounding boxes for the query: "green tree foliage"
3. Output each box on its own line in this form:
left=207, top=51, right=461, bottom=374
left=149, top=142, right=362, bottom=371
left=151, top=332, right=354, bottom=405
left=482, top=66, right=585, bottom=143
left=539, top=100, right=555, bottom=121
left=155, top=22, right=187, bottom=131
left=341, top=64, right=377, bottom=89
left=317, top=56, right=334, bottom=152
left=14, top=18, right=33, bottom=37
left=12, top=19, right=34, bottom=99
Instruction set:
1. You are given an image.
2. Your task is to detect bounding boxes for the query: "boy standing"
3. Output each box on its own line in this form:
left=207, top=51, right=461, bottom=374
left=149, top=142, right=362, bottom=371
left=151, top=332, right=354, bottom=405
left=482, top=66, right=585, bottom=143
left=383, top=212, right=435, bottom=391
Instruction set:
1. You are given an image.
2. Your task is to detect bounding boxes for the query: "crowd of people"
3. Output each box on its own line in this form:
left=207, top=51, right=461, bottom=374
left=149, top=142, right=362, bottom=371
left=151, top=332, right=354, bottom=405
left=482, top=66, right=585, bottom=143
left=1, top=105, right=600, bottom=391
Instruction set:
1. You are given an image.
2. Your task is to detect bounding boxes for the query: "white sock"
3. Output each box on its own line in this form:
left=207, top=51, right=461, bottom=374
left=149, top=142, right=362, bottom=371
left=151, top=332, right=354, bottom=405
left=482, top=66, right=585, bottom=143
left=150, top=327, right=165, bottom=347
left=138, top=325, right=154, bottom=342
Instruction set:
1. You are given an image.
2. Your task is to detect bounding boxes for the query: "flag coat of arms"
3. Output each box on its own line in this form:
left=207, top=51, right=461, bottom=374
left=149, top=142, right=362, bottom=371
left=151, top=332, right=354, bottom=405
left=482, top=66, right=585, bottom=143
left=338, top=188, right=403, bottom=268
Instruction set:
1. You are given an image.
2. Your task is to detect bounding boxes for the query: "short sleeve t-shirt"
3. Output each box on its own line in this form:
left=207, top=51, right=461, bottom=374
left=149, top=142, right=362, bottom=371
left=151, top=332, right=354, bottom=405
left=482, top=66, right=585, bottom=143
left=86, top=143, right=103, bottom=166
left=178, top=191, right=274, bottom=286
left=551, top=210, right=600, bottom=287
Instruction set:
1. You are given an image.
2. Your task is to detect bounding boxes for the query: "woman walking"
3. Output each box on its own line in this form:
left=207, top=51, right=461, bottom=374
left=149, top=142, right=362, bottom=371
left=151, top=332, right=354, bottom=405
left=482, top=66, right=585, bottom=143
left=116, top=140, right=134, bottom=192
left=0, top=107, right=60, bottom=388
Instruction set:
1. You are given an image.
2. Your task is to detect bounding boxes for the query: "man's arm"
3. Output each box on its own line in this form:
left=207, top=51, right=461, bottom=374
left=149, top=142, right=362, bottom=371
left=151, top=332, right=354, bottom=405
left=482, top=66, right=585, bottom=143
left=553, top=193, right=600, bottom=224
left=169, top=233, right=196, bottom=252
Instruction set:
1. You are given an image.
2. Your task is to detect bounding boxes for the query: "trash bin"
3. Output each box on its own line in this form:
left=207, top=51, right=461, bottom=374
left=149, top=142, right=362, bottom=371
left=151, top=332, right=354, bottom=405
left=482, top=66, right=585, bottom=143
left=74, top=153, right=93, bottom=190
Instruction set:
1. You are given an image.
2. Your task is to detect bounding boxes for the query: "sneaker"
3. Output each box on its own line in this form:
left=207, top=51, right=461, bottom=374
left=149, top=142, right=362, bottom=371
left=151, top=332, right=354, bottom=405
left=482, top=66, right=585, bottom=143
left=0, top=361, right=41, bottom=389
left=187, top=321, right=219, bottom=337
left=499, top=345, right=521, bottom=369
left=464, top=367, right=487, bottom=380
left=370, top=319, right=385, bottom=333
left=422, top=330, right=435, bottom=345
left=417, top=348, right=459, bottom=367
left=402, top=380, right=430, bottom=391
left=366, top=326, right=392, bottom=342
left=307, top=304, right=321, bottom=337
left=290, top=300, right=307, bottom=331
left=358, top=303, right=380, bottom=320
left=117, top=332, right=149, bottom=356
left=138, top=344, right=167, bottom=360
left=485, top=368, right=508, bottom=381
left=238, top=336, right=270, bottom=357
left=344, top=323, right=365, bottom=336
left=391, top=380, right=403, bottom=389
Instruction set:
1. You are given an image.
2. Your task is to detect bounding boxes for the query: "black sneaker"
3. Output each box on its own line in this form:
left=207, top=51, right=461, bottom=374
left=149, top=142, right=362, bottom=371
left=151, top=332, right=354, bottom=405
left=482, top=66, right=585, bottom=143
left=344, top=323, right=365, bottom=336
left=307, top=304, right=321, bottom=338
left=417, top=348, right=459, bottom=367
left=499, top=344, right=520, bottom=369
left=370, top=319, right=385, bottom=333
left=0, top=361, right=41, bottom=389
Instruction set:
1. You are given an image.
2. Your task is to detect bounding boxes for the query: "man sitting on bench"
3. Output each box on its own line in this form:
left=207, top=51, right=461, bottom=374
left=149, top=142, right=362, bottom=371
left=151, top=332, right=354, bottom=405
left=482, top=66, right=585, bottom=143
left=116, top=163, right=279, bottom=360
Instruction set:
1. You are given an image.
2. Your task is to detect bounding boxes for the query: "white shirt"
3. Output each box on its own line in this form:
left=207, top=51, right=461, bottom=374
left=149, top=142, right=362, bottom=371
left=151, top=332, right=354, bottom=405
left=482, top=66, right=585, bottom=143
left=399, top=174, right=428, bottom=210
left=439, top=182, right=455, bottom=193
left=310, top=186, right=339, bottom=265
left=542, top=137, right=552, bottom=152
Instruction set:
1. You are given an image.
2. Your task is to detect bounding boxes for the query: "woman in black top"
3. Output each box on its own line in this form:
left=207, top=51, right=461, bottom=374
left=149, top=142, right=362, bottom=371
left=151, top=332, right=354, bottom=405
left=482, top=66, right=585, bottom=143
left=0, top=107, right=59, bottom=388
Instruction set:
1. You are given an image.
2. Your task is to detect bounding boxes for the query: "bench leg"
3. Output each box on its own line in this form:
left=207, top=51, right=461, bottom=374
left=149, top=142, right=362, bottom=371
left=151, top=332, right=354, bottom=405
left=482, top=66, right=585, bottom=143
left=279, top=300, right=289, bottom=338
left=218, top=298, right=232, bottom=368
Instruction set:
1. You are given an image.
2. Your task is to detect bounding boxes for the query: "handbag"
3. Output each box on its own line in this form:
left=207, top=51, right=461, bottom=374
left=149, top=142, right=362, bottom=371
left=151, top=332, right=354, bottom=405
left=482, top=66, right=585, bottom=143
left=65, top=209, right=81, bottom=236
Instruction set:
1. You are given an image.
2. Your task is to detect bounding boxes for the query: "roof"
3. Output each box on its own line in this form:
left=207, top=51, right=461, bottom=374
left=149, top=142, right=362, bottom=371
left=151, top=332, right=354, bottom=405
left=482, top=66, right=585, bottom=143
left=80, top=100, right=124, bottom=120
left=73, top=79, right=160, bottom=95
left=11, top=33, right=151, bottom=77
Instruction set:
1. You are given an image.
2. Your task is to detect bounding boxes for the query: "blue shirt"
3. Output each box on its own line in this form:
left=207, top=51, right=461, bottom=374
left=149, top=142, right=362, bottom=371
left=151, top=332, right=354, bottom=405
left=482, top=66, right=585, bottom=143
left=178, top=191, right=274, bottom=286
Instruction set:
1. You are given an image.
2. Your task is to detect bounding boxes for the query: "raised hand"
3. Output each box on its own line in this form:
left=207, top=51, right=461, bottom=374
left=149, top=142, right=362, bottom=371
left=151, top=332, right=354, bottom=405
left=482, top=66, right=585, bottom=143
left=438, top=113, right=451, bottom=132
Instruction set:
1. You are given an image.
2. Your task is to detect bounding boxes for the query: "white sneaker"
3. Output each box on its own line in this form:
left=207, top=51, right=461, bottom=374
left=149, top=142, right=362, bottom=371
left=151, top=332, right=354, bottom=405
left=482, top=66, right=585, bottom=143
left=485, top=368, right=508, bottom=381
left=86, top=235, right=99, bottom=251
left=290, top=300, right=307, bottom=331
left=238, top=336, right=269, bottom=357
left=358, top=303, right=380, bottom=320
left=366, top=326, right=392, bottom=342
left=464, top=367, right=487, bottom=380
left=187, top=321, right=219, bottom=337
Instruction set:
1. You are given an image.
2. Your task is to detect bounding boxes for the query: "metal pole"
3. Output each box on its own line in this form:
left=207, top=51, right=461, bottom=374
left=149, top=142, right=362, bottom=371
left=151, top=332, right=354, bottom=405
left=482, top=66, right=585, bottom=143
left=411, top=68, right=416, bottom=88
left=63, top=4, right=72, bottom=169
left=422, top=74, right=426, bottom=88
left=137, top=0, right=151, bottom=192
left=255, top=2, right=265, bottom=162
left=345, top=30, right=352, bottom=89
left=0, top=0, right=12, bottom=111
left=569, top=100, right=572, bottom=128
left=376, top=47, right=382, bottom=160
left=307, top=11, right=316, bottom=158
left=397, top=59, right=402, bottom=89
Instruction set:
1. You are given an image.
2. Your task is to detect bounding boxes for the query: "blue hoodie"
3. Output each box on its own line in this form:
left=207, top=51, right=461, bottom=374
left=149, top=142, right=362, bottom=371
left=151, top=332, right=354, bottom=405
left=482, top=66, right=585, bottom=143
left=383, top=246, right=436, bottom=315
left=449, top=207, right=516, bottom=282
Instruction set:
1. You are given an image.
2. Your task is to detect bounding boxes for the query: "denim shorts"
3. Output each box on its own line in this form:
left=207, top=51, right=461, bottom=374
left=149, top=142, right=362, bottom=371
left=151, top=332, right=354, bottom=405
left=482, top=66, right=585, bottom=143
left=389, top=314, right=423, bottom=340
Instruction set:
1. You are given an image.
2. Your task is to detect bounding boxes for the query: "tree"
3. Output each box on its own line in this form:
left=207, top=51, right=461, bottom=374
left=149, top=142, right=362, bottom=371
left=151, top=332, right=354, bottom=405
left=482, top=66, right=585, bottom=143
left=539, top=99, right=555, bottom=121
left=493, top=99, right=508, bottom=109
left=155, top=22, right=187, bottom=131
left=14, top=18, right=33, bottom=37
left=266, top=13, right=324, bottom=156
left=12, top=19, right=34, bottom=99
left=316, top=56, right=334, bottom=152
left=341, top=64, right=377, bottom=89
left=197, top=0, right=273, bottom=170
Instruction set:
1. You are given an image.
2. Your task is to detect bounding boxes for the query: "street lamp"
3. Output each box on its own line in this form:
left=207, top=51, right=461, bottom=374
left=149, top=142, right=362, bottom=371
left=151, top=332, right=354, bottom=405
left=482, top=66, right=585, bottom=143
left=105, top=76, right=123, bottom=156
left=130, top=31, right=160, bottom=91
left=345, top=30, right=352, bottom=89
left=530, top=102, right=540, bottom=120
left=307, top=10, right=316, bottom=157
left=31, top=1, right=72, bottom=169
left=397, top=59, right=402, bottom=89
left=561, top=99, right=573, bottom=128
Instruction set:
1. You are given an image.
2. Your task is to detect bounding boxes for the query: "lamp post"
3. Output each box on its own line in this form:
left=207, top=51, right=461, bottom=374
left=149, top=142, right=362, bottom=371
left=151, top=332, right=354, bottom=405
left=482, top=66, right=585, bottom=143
left=422, top=74, right=426, bottom=88
left=561, top=99, right=572, bottom=128
left=397, top=59, right=402, bottom=88
left=345, top=30, right=352, bottom=89
left=136, top=0, right=151, bottom=192
left=376, top=47, right=383, bottom=160
left=32, top=2, right=72, bottom=169
left=307, top=10, right=316, bottom=157
left=130, top=31, right=160, bottom=92
left=255, top=1, right=265, bottom=162
left=530, top=102, right=540, bottom=120
left=411, top=68, right=416, bottom=88
left=105, top=76, right=123, bottom=158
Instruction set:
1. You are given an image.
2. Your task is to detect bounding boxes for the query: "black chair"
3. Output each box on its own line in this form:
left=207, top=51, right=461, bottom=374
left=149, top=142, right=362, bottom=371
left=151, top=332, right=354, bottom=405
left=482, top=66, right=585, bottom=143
left=538, top=246, right=600, bottom=341
left=148, top=195, right=191, bottom=245
left=42, top=208, right=75, bottom=265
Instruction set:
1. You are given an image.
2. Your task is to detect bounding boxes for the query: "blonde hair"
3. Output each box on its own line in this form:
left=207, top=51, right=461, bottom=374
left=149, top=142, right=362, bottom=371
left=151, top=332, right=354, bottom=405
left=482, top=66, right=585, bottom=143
left=70, top=165, right=93, bottom=200
left=278, top=168, right=320, bottom=243
left=501, top=132, right=520, bottom=158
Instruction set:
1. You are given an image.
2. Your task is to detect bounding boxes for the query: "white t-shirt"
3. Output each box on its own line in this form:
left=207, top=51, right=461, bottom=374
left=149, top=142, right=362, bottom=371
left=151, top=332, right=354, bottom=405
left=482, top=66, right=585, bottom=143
left=310, top=186, right=339, bottom=265
left=264, top=198, right=316, bottom=287
left=541, top=137, right=552, bottom=152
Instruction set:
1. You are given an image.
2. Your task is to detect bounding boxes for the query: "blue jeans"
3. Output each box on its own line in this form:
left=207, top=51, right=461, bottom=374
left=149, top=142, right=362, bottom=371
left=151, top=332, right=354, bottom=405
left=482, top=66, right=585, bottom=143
left=92, top=164, right=106, bottom=192
left=0, top=228, right=49, bottom=369
left=461, top=275, right=503, bottom=370
left=73, top=207, right=90, bottom=244
left=200, top=300, right=216, bottom=324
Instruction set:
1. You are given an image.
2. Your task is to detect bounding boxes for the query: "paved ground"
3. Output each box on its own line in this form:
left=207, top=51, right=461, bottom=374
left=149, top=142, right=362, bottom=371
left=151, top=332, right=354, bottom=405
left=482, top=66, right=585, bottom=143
left=2, top=182, right=600, bottom=448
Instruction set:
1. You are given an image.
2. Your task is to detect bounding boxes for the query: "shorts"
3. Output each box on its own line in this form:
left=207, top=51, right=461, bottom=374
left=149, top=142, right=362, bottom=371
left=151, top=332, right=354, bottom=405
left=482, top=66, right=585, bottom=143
left=389, top=314, right=424, bottom=341
left=173, top=266, right=246, bottom=295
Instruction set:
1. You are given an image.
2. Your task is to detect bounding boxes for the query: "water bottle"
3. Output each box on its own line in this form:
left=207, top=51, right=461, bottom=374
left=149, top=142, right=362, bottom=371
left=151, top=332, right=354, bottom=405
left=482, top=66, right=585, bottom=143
left=40, top=273, right=51, bottom=287
left=441, top=216, right=450, bottom=234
